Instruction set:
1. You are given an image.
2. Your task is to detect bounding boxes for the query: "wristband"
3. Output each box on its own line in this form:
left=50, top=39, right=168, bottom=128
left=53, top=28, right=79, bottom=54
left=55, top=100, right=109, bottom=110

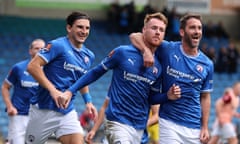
left=82, top=93, right=92, bottom=104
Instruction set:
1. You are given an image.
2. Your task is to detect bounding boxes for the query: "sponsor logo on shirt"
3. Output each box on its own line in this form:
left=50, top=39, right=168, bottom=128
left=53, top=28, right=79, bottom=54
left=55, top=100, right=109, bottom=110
left=21, top=80, right=39, bottom=87
left=63, top=62, right=87, bottom=74
left=123, top=71, right=154, bottom=85
left=166, top=66, right=202, bottom=82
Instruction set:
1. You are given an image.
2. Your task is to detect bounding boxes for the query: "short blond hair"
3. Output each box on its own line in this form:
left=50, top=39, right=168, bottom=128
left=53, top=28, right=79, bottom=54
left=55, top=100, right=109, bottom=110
left=29, top=39, right=45, bottom=49
left=144, top=12, right=168, bottom=26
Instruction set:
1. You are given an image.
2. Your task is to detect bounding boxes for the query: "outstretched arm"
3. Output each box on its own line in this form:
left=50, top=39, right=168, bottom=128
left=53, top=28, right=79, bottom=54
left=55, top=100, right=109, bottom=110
left=129, top=32, right=154, bottom=67
left=68, top=64, right=107, bottom=94
left=58, top=64, right=107, bottom=109
left=85, top=98, right=109, bottom=143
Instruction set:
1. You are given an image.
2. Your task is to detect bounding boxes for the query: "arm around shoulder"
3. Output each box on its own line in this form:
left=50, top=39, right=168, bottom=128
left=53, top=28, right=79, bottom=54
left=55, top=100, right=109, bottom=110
left=129, top=32, right=154, bottom=67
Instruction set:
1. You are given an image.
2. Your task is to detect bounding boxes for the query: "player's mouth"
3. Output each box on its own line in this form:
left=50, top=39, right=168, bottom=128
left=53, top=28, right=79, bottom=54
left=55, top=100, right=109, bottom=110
left=78, top=35, right=87, bottom=40
left=192, top=35, right=200, bottom=42
left=153, top=36, right=160, bottom=41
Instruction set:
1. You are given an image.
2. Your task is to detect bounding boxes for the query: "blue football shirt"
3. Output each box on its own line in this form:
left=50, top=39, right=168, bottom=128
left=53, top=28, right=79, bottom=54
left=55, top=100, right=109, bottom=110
left=37, top=36, right=95, bottom=114
left=156, top=41, right=214, bottom=129
left=5, top=59, right=39, bottom=115
left=67, top=44, right=162, bottom=129
left=103, top=45, right=162, bottom=130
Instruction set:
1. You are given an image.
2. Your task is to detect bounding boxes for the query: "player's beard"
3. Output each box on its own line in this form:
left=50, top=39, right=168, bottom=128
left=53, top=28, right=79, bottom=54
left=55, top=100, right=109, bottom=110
left=183, top=33, right=201, bottom=49
left=149, top=36, right=162, bottom=47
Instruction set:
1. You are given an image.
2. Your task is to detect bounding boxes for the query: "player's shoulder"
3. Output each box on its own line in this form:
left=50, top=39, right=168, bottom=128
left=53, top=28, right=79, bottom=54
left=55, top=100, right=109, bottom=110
left=10, top=59, right=28, bottom=73
left=103, top=45, right=132, bottom=60
left=199, top=51, right=214, bottom=65
left=81, top=45, right=95, bottom=58
left=49, top=36, right=66, bottom=45
left=161, top=40, right=181, bottom=46
left=116, top=44, right=131, bottom=49
left=49, top=36, right=73, bottom=49
left=43, top=37, right=66, bottom=52
left=114, top=45, right=140, bottom=57
left=159, top=40, right=181, bottom=51
left=51, top=36, right=66, bottom=42
left=14, top=59, right=29, bottom=68
left=116, top=44, right=139, bottom=53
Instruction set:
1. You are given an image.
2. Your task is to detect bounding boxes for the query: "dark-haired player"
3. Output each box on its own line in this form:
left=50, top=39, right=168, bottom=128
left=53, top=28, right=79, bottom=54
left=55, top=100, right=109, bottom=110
left=25, top=12, right=97, bottom=144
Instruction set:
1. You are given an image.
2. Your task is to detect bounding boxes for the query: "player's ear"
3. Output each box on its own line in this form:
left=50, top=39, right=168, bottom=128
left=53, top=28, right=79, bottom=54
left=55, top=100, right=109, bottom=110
left=142, top=26, right=145, bottom=34
left=66, top=25, right=71, bottom=33
left=179, top=29, right=184, bottom=37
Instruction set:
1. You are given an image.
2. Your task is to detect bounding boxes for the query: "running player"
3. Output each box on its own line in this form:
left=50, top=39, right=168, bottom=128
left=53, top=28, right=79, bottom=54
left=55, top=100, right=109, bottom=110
left=1, top=39, right=45, bottom=144
left=130, top=13, right=214, bottom=144
left=25, top=12, right=97, bottom=144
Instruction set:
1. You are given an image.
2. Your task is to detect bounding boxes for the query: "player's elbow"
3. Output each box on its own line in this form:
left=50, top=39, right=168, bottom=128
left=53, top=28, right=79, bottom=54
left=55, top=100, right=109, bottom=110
left=27, top=61, right=35, bottom=75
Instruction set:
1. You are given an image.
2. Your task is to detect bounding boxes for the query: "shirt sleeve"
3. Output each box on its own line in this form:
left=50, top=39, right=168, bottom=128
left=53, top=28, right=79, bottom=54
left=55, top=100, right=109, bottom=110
left=101, top=46, right=122, bottom=70
left=38, top=42, right=62, bottom=63
left=201, top=61, right=214, bottom=92
left=6, top=64, right=19, bottom=85
left=68, top=47, right=122, bottom=93
left=149, top=92, right=168, bottom=105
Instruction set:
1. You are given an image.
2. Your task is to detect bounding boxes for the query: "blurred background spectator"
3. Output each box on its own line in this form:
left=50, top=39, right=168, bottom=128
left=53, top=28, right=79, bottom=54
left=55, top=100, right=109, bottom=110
left=79, top=109, right=94, bottom=134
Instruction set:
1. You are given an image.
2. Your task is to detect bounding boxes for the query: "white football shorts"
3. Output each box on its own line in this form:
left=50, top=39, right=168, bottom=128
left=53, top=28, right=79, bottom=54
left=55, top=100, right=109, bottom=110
left=104, top=119, right=144, bottom=144
left=159, top=118, right=201, bottom=144
left=8, top=115, right=29, bottom=144
left=25, top=105, right=83, bottom=144
left=211, top=121, right=236, bottom=139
